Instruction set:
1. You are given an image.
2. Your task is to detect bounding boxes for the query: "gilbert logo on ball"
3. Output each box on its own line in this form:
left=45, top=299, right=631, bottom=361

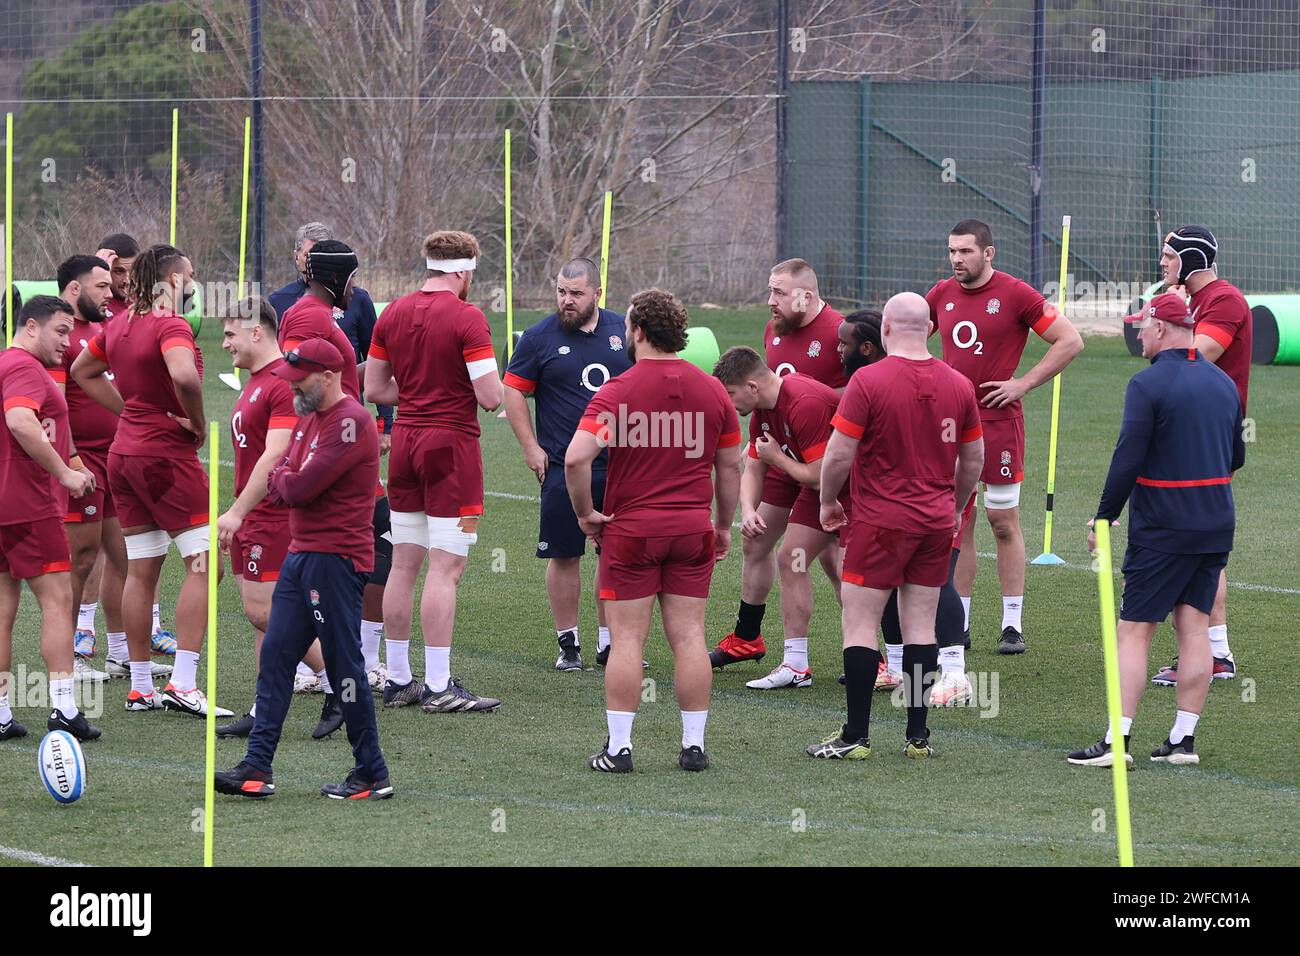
left=38, top=730, right=87, bottom=804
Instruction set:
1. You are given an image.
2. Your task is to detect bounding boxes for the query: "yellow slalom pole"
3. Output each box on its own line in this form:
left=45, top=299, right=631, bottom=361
left=203, top=421, right=219, bottom=867
left=219, top=116, right=253, bottom=392
left=599, top=190, right=612, bottom=308
left=238, top=117, right=251, bottom=301
left=504, top=128, right=513, bottom=362
left=1092, top=519, right=1134, bottom=867
left=4, top=112, right=13, bottom=347
left=1032, top=214, right=1071, bottom=566
left=170, top=108, right=179, bottom=246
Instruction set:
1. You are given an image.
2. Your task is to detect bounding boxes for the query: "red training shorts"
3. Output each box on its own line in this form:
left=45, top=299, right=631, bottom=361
left=108, top=453, right=210, bottom=531
left=231, top=516, right=290, bottom=582
left=598, top=530, right=717, bottom=601
left=842, top=521, right=951, bottom=589
left=0, top=517, right=71, bottom=580
left=759, top=466, right=800, bottom=510
left=980, top=415, right=1025, bottom=487
left=65, top=449, right=116, bottom=524
left=789, top=485, right=850, bottom=536
left=388, top=424, right=484, bottom=519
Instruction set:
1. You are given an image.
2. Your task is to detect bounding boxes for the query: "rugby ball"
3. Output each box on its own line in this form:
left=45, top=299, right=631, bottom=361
left=37, top=730, right=86, bottom=804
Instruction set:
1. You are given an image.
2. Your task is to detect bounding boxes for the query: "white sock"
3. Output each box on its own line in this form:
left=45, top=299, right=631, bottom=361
left=172, top=649, right=199, bottom=690
left=1169, top=710, right=1199, bottom=744
left=886, top=642, right=903, bottom=675
left=1104, top=715, right=1134, bottom=744
left=1208, top=624, right=1231, bottom=660
left=107, top=631, right=128, bottom=661
left=783, top=637, right=808, bottom=671
left=78, top=603, right=98, bottom=632
left=681, top=709, right=708, bottom=749
left=0, top=693, right=12, bottom=724
left=296, top=661, right=314, bottom=678
left=939, top=645, right=965, bottom=676
left=50, top=677, right=78, bottom=718
left=960, top=596, right=971, bottom=630
left=425, top=646, right=451, bottom=693
left=557, top=627, right=578, bottom=646
left=151, top=604, right=161, bottom=634
left=248, top=701, right=257, bottom=717
left=315, top=668, right=333, bottom=695
left=607, top=710, right=635, bottom=752
left=360, top=619, right=384, bottom=671
left=598, top=626, right=611, bottom=652
left=1001, top=595, right=1023, bottom=631
left=129, top=661, right=154, bottom=696
left=386, top=639, right=412, bottom=684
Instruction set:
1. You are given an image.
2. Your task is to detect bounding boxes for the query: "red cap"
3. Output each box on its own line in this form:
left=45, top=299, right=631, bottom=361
left=1125, top=292, right=1194, bottom=328
left=274, top=338, right=346, bottom=382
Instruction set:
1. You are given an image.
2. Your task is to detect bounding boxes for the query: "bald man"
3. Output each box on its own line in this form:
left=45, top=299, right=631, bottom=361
left=809, top=292, right=983, bottom=760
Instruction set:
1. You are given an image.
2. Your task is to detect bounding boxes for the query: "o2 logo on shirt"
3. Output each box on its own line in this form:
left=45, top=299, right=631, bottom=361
left=951, top=320, right=984, bottom=355
left=581, top=363, right=611, bottom=393
left=231, top=411, right=248, bottom=448
left=774, top=363, right=796, bottom=376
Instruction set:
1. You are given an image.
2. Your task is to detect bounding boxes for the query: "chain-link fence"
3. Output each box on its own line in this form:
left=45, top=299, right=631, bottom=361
left=3, top=1, right=1298, bottom=317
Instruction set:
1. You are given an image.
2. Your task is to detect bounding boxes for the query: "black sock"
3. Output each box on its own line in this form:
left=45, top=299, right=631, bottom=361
left=842, top=646, right=881, bottom=742
left=735, top=601, right=766, bottom=641
left=934, top=579, right=966, bottom=647
left=881, top=589, right=902, bottom=645
left=902, top=643, right=939, bottom=740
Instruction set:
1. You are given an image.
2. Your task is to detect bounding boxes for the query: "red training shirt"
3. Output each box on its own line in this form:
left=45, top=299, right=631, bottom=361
left=926, top=270, right=1053, bottom=422
left=279, top=295, right=361, bottom=402
left=369, top=290, right=496, bottom=435
left=63, top=315, right=119, bottom=455
left=0, top=347, right=72, bottom=524
left=578, top=358, right=741, bottom=537
left=748, top=372, right=839, bottom=469
left=268, top=395, right=379, bottom=572
left=231, top=358, right=298, bottom=527
left=764, top=302, right=848, bottom=389
left=89, top=309, right=204, bottom=459
left=1190, top=278, right=1252, bottom=414
left=831, top=355, right=982, bottom=534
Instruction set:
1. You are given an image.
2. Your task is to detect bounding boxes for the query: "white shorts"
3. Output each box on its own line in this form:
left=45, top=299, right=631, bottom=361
left=390, top=510, right=478, bottom=557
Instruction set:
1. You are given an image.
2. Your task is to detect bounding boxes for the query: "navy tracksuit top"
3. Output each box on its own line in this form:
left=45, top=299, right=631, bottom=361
left=1095, top=348, right=1245, bottom=555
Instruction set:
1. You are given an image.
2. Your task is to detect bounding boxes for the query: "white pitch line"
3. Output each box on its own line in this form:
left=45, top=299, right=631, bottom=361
left=0, top=845, right=88, bottom=867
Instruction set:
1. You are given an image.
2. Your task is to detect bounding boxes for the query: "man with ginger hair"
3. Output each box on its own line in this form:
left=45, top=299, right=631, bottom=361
left=365, top=230, right=505, bottom=713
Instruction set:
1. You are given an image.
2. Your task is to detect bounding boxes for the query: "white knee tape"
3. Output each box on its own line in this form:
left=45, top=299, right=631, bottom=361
left=982, top=482, right=1021, bottom=510
left=125, top=529, right=170, bottom=559
left=390, top=510, right=430, bottom=548
left=173, top=524, right=211, bottom=558
left=428, top=516, right=477, bottom=557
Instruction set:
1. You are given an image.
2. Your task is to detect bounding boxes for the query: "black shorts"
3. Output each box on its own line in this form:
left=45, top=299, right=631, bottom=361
left=1119, top=545, right=1227, bottom=623
left=538, top=466, right=605, bottom=560
left=369, top=495, right=392, bottom=587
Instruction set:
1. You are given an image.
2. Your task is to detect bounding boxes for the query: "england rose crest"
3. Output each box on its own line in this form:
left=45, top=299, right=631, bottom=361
left=609, top=335, right=623, bottom=351
left=807, top=340, right=822, bottom=358
left=986, top=298, right=1001, bottom=315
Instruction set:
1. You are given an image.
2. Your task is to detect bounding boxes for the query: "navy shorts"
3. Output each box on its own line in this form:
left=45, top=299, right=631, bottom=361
left=538, top=466, right=605, bottom=560
left=1119, top=545, right=1227, bottom=623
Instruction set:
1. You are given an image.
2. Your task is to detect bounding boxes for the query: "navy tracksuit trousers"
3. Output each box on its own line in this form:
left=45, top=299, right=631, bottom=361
left=245, top=551, right=387, bottom=781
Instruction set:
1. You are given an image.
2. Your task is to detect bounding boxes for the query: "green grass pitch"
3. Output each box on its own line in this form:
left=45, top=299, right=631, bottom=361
left=1, top=305, right=1297, bottom=866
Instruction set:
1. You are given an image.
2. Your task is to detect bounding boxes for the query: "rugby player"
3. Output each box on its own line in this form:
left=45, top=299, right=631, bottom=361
left=809, top=293, right=982, bottom=760
left=279, top=239, right=392, bottom=692
left=710, top=258, right=846, bottom=669
left=567, top=289, right=741, bottom=772
left=926, top=219, right=1083, bottom=655
left=70, top=245, right=229, bottom=717
left=366, top=230, right=503, bottom=712
left=0, top=296, right=101, bottom=741
left=214, top=300, right=336, bottom=739
left=503, top=257, right=631, bottom=670
left=712, top=347, right=843, bottom=690
left=1150, top=226, right=1250, bottom=687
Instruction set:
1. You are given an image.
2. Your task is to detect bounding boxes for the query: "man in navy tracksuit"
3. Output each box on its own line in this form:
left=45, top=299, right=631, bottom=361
left=214, top=339, right=391, bottom=800
left=1069, top=294, right=1244, bottom=769
left=502, top=258, right=632, bottom=670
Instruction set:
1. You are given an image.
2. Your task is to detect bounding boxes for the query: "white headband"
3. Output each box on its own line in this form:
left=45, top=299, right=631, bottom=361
left=427, top=257, right=477, bottom=272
